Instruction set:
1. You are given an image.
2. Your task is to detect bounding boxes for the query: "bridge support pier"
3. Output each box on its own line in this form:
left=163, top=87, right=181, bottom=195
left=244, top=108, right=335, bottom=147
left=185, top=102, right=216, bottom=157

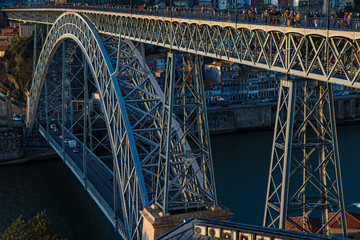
left=264, top=78, right=347, bottom=237
left=156, top=52, right=218, bottom=213
left=141, top=205, right=233, bottom=240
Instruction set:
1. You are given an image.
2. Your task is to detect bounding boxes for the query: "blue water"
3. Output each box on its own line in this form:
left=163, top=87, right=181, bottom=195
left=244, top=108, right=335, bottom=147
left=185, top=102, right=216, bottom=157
left=0, top=125, right=360, bottom=239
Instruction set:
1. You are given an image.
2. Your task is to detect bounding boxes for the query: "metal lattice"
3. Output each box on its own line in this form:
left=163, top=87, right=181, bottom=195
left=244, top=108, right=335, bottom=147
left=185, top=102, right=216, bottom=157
left=5, top=9, right=360, bottom=88
left=264, top=78, right=347, bottom=237
left=156, top=52, right=217, bottom=213
left=26, top=12, right=216, bottom=240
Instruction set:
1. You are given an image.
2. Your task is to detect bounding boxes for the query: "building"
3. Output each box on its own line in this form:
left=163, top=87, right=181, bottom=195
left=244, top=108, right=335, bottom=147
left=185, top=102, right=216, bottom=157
left=146, top=53, right=167, bottom=73
left=205, top=61, right=248, bottom=101
left=286, top=212, right=360, bottom=239
left=329, top=211, right=360, bottom=239
left=204, top=79, right=221, bottom=103
left=0, top=42, right=10, bottom=57
left=19, top=23, right=35, bottom=38
left=245, top=68, right=280, bottom=99
left=155, top=70, right=166, bottom=89
left=173, top=0, right=195, bottom=7
left=205, top=61, right=239, bottom=83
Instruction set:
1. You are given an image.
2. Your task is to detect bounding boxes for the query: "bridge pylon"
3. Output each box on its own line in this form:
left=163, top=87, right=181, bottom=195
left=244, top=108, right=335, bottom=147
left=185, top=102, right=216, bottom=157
left=141, top=52, right=232, bottom=240
left=264, top=77, right=347, bottom=237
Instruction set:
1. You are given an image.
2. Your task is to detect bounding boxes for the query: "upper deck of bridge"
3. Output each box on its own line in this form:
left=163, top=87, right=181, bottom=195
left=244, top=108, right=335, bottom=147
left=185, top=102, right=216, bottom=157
left=3, top=5, right=360, bottom=40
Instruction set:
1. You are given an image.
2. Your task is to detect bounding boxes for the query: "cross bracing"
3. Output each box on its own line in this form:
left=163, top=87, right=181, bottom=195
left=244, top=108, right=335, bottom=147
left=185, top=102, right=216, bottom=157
left=25, top=12, right=218, bottom=240
left=3, top=8, right=360, bottom=88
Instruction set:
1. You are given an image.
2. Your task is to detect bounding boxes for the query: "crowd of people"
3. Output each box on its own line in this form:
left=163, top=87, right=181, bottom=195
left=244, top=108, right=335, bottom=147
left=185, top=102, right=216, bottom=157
left=6, top=2, right=360, bottom=29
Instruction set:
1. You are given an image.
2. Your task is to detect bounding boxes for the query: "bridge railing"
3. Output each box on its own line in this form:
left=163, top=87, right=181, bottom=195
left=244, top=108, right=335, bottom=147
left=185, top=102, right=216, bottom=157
left=3, top=5, right=360, bottom=31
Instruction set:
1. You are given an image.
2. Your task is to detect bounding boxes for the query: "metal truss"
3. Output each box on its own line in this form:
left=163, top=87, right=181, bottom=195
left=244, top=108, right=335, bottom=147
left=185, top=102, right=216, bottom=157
left=5, top=9, right=360, bottom=88
left=26, top=12, right=216, bottom=240
left=156, top=52, right=217, bottom=213
left=263, top=78, right=347, bottom=238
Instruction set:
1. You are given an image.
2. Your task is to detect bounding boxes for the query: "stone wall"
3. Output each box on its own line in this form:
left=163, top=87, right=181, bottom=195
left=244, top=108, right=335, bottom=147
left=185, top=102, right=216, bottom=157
left=207, top=95, right=360, bottom=134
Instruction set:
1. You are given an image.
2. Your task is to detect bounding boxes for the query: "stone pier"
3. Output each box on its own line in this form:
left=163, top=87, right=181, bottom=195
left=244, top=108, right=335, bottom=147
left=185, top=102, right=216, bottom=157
left=141, top=205, right=233, bottom=240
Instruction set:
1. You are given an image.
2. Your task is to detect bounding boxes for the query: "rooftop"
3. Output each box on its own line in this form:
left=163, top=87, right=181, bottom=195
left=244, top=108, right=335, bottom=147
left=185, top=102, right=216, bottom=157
left=157, top=218, right=341, bottom=240
left=204, top=79, right=221, bottom=86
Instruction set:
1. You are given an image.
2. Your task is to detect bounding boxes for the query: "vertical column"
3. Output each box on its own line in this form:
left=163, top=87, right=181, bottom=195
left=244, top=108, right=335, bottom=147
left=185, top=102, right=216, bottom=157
left=32, top=24, right=37, bottom=77
left=61, top=43, right=66, bottom=162
left=278, top=79, right=296, bottom=229
left=82, top=54, right=88, bottom=189
left=316, top=83, right=330, bottom=235
left=156, top=52, right=175, bottom=214
left=328, top=84, right=347, bottom=238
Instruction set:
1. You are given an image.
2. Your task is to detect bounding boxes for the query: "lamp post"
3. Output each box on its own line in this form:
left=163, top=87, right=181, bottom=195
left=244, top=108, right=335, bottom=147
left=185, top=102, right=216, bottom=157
left=327, top=0, right=330, bottom=29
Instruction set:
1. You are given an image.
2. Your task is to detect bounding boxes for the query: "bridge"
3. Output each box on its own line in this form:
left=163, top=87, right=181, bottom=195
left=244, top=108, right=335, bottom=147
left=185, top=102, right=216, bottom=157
left=2, top=6, right=359, bottom=240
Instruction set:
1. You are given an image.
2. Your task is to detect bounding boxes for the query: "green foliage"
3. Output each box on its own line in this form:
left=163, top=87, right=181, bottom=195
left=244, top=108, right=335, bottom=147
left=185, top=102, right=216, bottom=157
left=1, top=211, right=66, bottom=240
left=0, top=34, right=34, bottom=102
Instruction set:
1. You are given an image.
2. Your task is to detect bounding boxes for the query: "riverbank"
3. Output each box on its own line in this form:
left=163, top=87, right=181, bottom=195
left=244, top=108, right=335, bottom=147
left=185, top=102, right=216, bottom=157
left=207, top=95, right=360, bottom=134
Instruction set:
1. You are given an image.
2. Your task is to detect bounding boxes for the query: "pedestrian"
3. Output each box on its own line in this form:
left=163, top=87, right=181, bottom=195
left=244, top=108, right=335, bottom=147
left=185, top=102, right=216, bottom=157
left=347, top=12, right=352, bottom=29
left=344, top=12, right=348, bottom=28
left=295, top=11, right=301, bottom=26
left=314, top=10, right=319, bottom=28
left=289, top=10, right=294, bottom=26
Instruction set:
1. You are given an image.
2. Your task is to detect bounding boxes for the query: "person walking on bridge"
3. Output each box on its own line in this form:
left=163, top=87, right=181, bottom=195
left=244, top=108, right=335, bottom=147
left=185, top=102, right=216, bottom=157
left=295, top=11, right=301, bottom=26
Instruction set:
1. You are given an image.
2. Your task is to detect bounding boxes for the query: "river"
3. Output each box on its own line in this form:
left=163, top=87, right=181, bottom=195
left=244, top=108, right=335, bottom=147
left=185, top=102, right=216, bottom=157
left=1, top=125, right=360, bottom=239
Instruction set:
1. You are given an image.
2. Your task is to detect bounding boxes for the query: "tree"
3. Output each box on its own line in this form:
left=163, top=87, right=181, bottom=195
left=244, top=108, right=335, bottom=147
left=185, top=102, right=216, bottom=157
left=1, top=211, right=66, bottom=240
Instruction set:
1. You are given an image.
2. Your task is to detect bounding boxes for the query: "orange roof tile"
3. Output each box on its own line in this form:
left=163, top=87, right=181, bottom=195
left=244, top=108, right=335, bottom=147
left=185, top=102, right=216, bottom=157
left=329, top=211, right=360, bottom=229
left=0, top=41, right=10, bottom=46
left=286, top=216, right=321, bottom=233
left=0, top=45, right=9, bottom=52
left=204, top=79, right=221, bottom=86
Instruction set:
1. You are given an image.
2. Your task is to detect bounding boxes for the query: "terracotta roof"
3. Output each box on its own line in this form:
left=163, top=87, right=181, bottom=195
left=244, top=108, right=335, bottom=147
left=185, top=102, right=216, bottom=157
left=2, top=33, right=16, bottom=36
left=0, top=41, right=10, bottom=46
left=286, top=216, right=322, bottom=233
left=155, top=70, right=166, bottom=74
left=204, top=79, right=221, bottom=86
left=206, top=61, right=236, bottom=67
left=329, top=211, right=360, bottom=229
left=147, top=53, right=167, bottom=59
left=0, top=45, right=9, bottom=52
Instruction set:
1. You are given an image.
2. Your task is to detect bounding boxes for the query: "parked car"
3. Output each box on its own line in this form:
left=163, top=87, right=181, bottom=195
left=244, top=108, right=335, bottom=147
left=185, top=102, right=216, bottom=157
left=50, top=124, right=57, bottom=129
left=64, top=138, right=70, bottom=144
left=72, top=148, right=80, bottom=153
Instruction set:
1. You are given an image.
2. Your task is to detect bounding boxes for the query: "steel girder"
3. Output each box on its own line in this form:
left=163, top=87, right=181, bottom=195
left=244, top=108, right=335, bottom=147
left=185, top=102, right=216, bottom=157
left=4, top=9, right=360, bottom=88
left=264, top=79, right=347, bottom=237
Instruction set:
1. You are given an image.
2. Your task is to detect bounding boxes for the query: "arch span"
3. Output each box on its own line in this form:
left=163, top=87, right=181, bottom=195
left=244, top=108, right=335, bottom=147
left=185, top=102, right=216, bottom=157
left=27, top=12, right=149, bottom=239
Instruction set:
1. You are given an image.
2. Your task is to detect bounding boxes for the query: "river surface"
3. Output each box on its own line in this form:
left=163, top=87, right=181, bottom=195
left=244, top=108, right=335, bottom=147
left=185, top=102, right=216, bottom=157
left=1, top=125, right=360, bottom=239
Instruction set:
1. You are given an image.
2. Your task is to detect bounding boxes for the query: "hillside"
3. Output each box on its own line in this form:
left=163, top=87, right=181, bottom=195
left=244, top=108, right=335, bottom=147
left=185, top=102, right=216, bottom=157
left=0, top=35, right=33, bottom=103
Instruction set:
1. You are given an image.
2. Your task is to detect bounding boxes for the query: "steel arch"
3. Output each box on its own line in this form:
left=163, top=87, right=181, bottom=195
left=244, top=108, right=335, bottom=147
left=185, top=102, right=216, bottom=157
left=26, top=12, right=149, bottom=239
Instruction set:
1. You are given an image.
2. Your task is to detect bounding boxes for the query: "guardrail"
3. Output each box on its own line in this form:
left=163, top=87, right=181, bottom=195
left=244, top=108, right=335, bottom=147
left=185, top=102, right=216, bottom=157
left=38, top=123, right=128, bottom=238
left=3, top=5, right=360, bottom=31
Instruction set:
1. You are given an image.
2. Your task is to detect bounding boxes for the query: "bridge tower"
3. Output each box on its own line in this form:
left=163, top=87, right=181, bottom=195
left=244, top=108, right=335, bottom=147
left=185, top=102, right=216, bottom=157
left=264, top=77, right=347, bottom=237
left=141, top=52, right=233, bottom=239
